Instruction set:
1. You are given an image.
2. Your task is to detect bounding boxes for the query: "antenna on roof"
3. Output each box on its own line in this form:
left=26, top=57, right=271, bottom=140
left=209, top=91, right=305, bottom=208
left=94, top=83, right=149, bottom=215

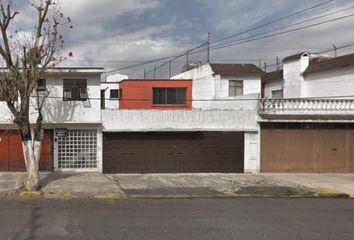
left=169, top=60, right=172, bottom=78
left=332, top=44, right=337, bottom=57
left=276, top=56, right=280, bottom=71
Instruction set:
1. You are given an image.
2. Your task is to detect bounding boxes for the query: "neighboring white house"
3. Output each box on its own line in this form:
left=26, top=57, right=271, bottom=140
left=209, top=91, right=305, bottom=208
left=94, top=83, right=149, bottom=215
left=172, top=63, right=264, bottom=109
left=259, top=52, right=354, bottom=174
left=0, top=68, right=104, bottom=172
left=263, top=52, right=354, bottom=99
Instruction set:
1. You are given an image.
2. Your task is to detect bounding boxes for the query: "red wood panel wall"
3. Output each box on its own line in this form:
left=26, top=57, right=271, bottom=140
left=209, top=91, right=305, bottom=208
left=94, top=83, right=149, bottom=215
left=0, top=130, right=53, bottom=172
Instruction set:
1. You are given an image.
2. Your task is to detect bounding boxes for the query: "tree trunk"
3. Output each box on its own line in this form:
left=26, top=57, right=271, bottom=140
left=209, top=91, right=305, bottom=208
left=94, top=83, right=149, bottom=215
left=22, top=140, right=42, bottom=191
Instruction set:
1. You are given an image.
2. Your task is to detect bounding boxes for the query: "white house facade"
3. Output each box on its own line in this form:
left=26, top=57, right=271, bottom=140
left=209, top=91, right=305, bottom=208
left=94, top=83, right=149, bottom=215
left=0, top=68, right=104, bottom=172
left=260, top=52, right=354, bottom=173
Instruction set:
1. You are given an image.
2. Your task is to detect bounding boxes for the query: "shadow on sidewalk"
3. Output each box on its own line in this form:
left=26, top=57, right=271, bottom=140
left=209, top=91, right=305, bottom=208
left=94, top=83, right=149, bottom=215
left=39, top=173, right=74, bottom=189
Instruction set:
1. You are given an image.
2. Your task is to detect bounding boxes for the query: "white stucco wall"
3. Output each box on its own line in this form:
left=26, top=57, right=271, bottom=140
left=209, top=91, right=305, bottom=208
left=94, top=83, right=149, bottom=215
left=101, top=82, right=119, bottom=110
left=172, top=64, right=215, bottom=109
left=302, top=67, right=354, bottom=98
left=244, top=131, right=260, bottom=173
left=102, top=108, right=259, bottom=132
left=283, top=60, right=303, bottom=98
left=264, top=80, right=283, bottom=99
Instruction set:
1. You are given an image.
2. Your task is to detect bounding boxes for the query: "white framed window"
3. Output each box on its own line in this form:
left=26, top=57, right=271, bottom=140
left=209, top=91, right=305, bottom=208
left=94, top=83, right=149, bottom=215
left=63, top=79, right=88, bottom=101
left=37, top=79, right=46, bottom=91
left=110, top=89, right=121, bottom=99
left=229, top=80, right=243, bottom=97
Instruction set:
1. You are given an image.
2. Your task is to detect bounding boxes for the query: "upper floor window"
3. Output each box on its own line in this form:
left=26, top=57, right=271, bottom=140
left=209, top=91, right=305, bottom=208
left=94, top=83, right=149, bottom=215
left=153, top=88, right=187, bottom=105
left=110, top=89, right=121, bottom=99
left=37, top=79, right=46, bottom=91
left=229, top=80, right=243, bottom=97
left=63, top=79, right=88, bottom=101
left=272, top=89, right=283, bottom=99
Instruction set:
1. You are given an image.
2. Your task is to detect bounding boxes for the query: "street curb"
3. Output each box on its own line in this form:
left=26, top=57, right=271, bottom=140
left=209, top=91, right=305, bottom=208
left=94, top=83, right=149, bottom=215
left=94, top=193, right=127, bottom=199
left=20, top=191, right=43, bottom=198
left=314, top=188, right=350, bottom=198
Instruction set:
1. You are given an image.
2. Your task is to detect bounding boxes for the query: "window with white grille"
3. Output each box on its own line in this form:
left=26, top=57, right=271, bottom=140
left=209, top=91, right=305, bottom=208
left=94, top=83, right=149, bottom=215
left=57, top=129, right=97, bottom=169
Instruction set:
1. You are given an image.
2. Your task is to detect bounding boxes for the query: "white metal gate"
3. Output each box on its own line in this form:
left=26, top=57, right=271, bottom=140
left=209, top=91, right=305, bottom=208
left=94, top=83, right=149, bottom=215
left=55, top=129, right=97, bottom=170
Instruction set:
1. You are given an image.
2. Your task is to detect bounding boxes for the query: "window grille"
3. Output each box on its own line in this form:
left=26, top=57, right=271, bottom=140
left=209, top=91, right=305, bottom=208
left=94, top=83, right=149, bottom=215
left=63, top=79, right=87, bottom=101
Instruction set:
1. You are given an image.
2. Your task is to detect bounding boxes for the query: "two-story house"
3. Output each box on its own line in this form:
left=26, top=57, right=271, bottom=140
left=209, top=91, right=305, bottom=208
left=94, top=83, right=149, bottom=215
left=100, top=63, right=264, bottom=174
left=0, top=68, right=104, bottom=172
left=260, top=52, right=354, bottom=173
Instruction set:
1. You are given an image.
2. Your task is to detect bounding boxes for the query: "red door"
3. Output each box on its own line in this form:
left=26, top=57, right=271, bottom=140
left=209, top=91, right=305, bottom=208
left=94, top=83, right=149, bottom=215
left=0, top=133, right=9, bottom=171
left=0, top=130, right=53, bottom=172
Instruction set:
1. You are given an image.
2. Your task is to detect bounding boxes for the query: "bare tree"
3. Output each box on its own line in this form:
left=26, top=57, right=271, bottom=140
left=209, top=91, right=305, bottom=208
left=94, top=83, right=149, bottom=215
left=0, top=0, right=72, bottom=191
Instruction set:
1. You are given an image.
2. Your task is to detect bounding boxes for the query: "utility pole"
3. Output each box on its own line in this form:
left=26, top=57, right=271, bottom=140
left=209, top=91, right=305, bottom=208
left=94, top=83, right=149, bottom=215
left=264, top=62, right=267, bottom=72
left=169, top=60, right=172, bottom=78
left=259, top=59, right=262, bottom=69
left=144, top=69, right=146, bottom=79
left=186, top=50, right=189, bottom=66
left=207, top=32, right=211, bottom=63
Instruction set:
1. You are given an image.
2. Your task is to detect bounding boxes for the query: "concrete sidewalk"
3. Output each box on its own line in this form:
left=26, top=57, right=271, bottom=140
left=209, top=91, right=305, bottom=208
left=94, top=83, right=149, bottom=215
left=108, top=173, right=344, bottom=198
left=0, top=172, right=353, bottom=199
left=0, top=172, right=125, bottom=199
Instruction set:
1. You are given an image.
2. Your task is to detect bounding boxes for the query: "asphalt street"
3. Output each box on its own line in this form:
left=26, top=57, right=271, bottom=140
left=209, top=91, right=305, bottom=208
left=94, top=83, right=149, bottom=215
left=0, top=198, right=353, bottom=240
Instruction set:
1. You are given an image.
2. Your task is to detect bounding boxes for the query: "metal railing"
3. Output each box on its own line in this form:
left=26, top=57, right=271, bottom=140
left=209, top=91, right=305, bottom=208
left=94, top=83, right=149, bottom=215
left=259, top=98, right=354, bottom=115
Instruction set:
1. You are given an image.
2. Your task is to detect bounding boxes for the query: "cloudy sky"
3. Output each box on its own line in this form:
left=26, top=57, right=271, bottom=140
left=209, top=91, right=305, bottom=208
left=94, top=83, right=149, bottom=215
left=10, top=0, right=354, bottom=79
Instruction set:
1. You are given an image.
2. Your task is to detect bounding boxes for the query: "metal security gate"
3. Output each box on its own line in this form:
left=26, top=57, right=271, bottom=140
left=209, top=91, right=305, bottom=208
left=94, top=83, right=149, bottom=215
left=55, top=129, right=97, bottom=170
left=0, top=130, right=53, bottom=172
left=261, top=123, right=354, bottom=173
left=103, top=132, right=244, bottom=174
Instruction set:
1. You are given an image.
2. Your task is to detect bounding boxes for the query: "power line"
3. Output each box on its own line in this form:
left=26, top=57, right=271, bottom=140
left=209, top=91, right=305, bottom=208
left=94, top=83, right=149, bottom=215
left=104, top=2, right=354, bottom=74
left=208, top=13, right=354, bottom=52
left=212, top=5, right=354, bottom=50
left=211, top=0, right=338, bottom=45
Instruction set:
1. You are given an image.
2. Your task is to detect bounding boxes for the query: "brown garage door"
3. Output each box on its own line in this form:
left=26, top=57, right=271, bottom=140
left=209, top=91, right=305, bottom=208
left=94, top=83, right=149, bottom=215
left=0, top=130, right=54, bottom=172
left=261, top=123, right=354, bottom=173
left=103, top=132, right=244, bottom=173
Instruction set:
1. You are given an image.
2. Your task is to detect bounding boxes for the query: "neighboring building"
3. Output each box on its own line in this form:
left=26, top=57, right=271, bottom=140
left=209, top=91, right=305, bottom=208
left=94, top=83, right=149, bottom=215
left=172, top=63, right=264, bottom=109
left=0, top=68, right=104, bottom=172
left=101, top=74, right=127, bottom=110
left=261, top=70, right=283, bottom=99
left=262, top=52, right=354, bottom=99
left=259, top=52, right=354, bottom=173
